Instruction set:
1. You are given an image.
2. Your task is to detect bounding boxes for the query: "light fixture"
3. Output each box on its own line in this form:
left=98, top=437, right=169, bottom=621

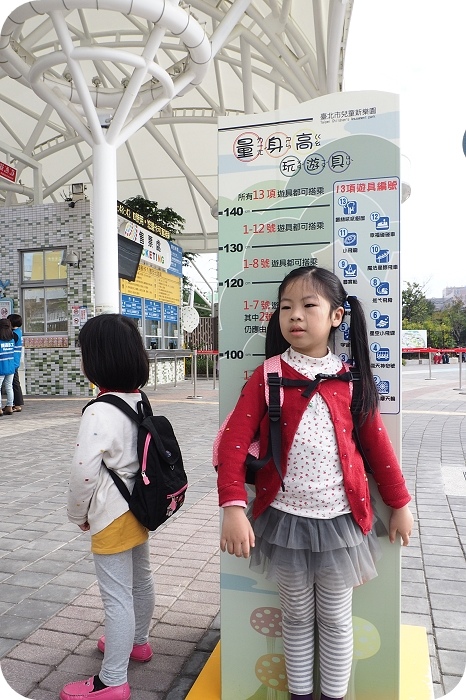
left=64, top=251, right=80, bottom=268
left=71, top=183, right=84, bottom=195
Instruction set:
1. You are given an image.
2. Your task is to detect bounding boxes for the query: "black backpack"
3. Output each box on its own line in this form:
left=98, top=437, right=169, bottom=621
left=83, top=391, right=187, bottom=531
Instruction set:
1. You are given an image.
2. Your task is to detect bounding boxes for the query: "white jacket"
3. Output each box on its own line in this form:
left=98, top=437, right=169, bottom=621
left=67, top=392, right=141, bottom=536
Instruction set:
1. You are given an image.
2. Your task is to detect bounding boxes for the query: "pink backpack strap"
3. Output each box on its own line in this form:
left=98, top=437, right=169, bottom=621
left=342, top=361, right=353, bottom=402
left=212, top=355, right=283, bottom=467
left=263, top=354, right=283, bottom=406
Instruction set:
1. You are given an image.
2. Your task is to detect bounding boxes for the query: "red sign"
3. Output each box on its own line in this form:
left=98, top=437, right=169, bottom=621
left=0, top=161, right=17, bottom=182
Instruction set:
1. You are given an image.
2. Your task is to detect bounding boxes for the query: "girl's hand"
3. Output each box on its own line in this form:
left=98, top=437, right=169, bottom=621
left=389, top=505, right=414, bottom=546
left=220, top=506, right=255, bottom=558
left=78, top=521, right=90, bottom=531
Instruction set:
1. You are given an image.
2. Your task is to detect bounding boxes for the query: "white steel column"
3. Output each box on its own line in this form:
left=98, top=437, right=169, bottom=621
left=0, top=0, right=226, bottom=313
left=92, top=142, right=119, bottom=314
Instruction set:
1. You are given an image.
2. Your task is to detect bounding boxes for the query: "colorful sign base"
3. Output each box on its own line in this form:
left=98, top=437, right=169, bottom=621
left=186, top=627, right=433, bottom=700
left=217, top=484, right=405, bottom=700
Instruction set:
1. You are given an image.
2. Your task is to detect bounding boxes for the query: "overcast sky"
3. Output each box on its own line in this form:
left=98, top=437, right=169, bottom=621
left=345, top=0, right=466, bottom=298
left=1, top=0, right=466, bottom=299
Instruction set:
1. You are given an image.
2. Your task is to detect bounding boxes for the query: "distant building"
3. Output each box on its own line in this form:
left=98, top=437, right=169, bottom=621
left=443, top=286, right=466, bottom=304
left=428, top=287, right=466, bottom=310
left=430, top=297, right=448, bottom=311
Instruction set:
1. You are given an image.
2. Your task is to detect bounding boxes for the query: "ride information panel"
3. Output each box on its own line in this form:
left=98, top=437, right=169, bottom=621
left=218, top=90, right=400, bottom=417
left=218, top=92, right=404, bottom=700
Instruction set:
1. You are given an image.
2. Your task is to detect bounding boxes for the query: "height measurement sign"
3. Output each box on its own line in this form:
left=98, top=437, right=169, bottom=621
left=218, top=92, right=403, bottom=700
left=218, top=91, right=400, bottom=416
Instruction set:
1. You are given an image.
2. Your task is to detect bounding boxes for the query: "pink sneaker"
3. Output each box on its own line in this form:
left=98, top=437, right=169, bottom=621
left=59, top=676, right=130, bottom=700
left=97, top=635, right=153, bottom=662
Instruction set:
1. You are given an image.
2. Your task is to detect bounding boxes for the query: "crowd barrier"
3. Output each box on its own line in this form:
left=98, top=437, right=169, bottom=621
left=146, top=349, right=219, bottom=397
left=402, top=347, right=466, bottom=388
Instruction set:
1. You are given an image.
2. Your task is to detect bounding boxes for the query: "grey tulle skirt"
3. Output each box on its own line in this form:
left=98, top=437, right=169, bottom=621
left=248, top=505, right=384, bottom=589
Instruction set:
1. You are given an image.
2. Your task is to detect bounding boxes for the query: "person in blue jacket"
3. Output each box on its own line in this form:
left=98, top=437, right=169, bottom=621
left=7, top=313, right=24, bottom=411
left=0, top=318, right=16, bottom=416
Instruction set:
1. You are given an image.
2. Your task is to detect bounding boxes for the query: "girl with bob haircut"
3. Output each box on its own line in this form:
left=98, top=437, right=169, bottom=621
left=61, top=314, right=153, bottom=700
left=217, top=266, right=413, bottom=700
left=78, top=313, right=149, bottom=392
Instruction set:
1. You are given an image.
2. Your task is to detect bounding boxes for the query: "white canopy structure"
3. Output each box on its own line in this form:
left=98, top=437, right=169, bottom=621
left=0, top=0, right=354, bottom=257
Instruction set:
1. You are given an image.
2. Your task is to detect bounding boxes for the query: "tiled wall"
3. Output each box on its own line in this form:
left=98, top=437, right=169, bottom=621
left=0, top=201, right=94, bottom=396
left=0, top=201, right=182, bottom=397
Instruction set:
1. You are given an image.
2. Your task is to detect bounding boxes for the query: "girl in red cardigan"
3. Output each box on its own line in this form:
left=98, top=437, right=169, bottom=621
left=217, top=266, right=413, bottom=700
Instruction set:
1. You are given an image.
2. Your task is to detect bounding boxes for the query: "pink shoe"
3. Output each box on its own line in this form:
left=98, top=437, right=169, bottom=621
left=97, top=635, right=153, bottom=662
left=59, top=676, right=130, bottom=700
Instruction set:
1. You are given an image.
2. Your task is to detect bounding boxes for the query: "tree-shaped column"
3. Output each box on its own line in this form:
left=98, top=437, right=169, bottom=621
left=0, top=0, right=250, bottom=312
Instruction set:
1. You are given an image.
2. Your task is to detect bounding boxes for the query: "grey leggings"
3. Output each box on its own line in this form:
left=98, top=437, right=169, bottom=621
left=276, top=567, right=353, bottom=697
left=94, top=540, right=155, bottom=686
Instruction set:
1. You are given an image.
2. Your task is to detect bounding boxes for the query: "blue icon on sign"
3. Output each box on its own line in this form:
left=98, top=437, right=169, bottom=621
left=375, top=314, right=390, bottom=329
left=375, top=348, right=390, bottom=362
left=375, top=249, right=390, bottom=264
left=343, top=201, right=357, bottom=215
left=340, top=323, right=351, bottom=341
left=375, top=216, right=390, bottom=230
left=376, top=380, right=390, bottom=395
left=343, top=264, right=358, bottom=278
left=343, top=232, right=357, bottom=246
left=375, top=282, right=390, bottom=296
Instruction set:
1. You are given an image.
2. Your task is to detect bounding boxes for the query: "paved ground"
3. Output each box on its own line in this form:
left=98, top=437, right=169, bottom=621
left=0, top=365, right=465, bottom=699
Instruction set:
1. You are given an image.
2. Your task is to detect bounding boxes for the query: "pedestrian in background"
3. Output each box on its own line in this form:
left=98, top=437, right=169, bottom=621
left=7, top=313, right=24, bottom=411
left=0, top=318, right=16, bottom=416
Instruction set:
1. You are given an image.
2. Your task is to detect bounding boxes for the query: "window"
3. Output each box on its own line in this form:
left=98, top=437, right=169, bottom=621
left=21, top=250, right=68, bottom=334
left=163, top=304, right=179, bottom=349
left=144, top=299, right=162, bottom=349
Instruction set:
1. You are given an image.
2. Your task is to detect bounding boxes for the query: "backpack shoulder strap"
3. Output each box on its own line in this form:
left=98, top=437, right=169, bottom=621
left=82, top=393, right=153, bottom=496
left=263, top=355, right=283, bottom=406
left=82, top=392, right=152, bottom=422
left=261, top=356, right=284, bottom=489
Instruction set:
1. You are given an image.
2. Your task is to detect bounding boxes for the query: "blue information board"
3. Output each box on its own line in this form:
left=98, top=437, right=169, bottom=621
left=163, top=303, right=178, bottom=322
left=121, top=294, right=142, bottom=318
left=144, top=299, right=162, bottom=320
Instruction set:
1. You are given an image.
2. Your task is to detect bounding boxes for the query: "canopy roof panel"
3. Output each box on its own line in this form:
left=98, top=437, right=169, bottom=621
left=0, top=0, right=354, bottom=251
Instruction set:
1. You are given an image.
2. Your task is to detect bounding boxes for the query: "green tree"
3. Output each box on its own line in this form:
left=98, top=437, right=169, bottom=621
left=122, top=195, right=185, bottom=237
left=402, top=282, right=435, bottom=326
left=425, top=313, right=451, bottom=348
left=442, top=299, right=466, bottom=346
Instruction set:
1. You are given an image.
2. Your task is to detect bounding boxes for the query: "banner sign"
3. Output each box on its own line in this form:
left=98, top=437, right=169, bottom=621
left=0, top=160, right=17, bottom=182
left=118, top=217, right=183, bottom=277
left=117, top=200, right=171, bottom=240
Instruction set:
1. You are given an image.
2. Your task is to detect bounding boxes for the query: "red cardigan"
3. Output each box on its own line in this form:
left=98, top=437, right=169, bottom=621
left=217, top=359, right=411, bottom=535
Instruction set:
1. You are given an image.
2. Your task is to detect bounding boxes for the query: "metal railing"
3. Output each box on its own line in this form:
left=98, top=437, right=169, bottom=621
left=146, top=349, right=218, bottom=396
left=402, top=347, right=466, bottom=388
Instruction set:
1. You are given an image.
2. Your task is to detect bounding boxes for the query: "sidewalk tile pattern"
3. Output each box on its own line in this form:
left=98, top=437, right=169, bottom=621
left=0, top=367, right=465, bottom=698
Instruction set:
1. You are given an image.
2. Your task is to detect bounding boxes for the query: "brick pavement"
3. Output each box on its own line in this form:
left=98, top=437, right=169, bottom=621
left=0, top=381, right=220, bottom=700
left=0, top=367, right=465, bottom=698
left=400, top=364, right=466, bottom=697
